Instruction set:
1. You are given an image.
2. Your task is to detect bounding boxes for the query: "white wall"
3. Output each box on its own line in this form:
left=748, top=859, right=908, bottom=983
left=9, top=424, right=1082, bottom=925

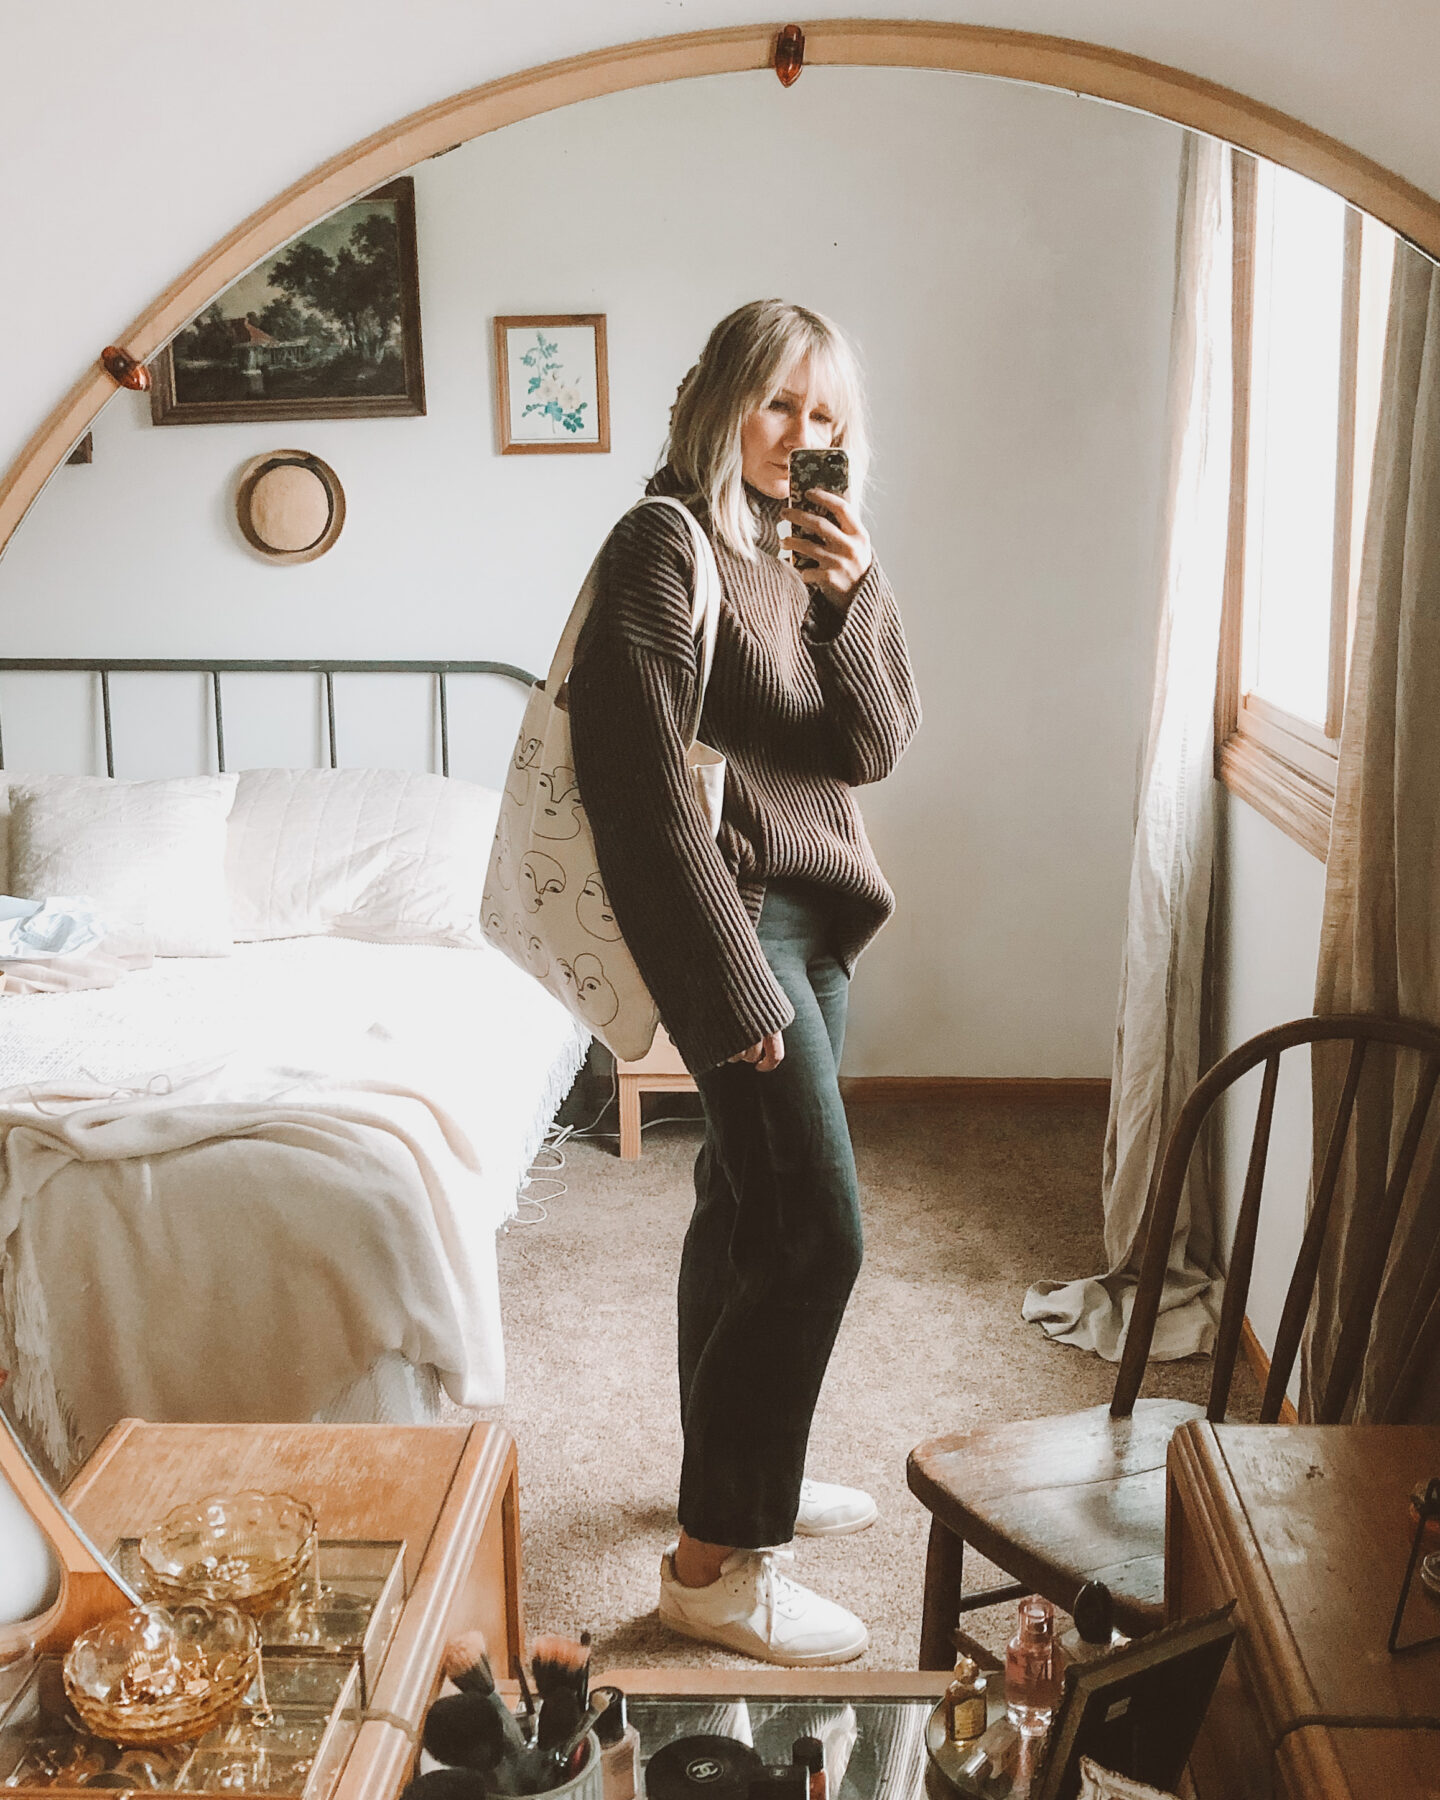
left=1211, top=790, right=1328, bottom=1376
left=3, top=0, right=1440, bottom=493
left=0, top=67, right=1181, bottom=1077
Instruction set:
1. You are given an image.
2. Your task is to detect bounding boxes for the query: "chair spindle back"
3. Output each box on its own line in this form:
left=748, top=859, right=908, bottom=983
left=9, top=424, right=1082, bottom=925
left=1110, top=1014, right=1440, bottom=1423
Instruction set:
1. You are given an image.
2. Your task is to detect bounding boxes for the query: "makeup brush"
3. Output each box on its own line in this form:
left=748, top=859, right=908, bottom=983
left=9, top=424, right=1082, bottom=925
left=442, top=1631, right=505, bottom=1699
left=440, top=1632, right=529, bottom=1758
left=535, top=1686, right=582, bottom=1761
left=514, top=1659, right=538, bottom=1731
left=422, top=1692, right=520, bottom=1774
left=503, top=1687, right=584, bottom=1796
left=549, top=1691, right=615, bottom=1784
left=529, top=1635, right=591, bottom=1709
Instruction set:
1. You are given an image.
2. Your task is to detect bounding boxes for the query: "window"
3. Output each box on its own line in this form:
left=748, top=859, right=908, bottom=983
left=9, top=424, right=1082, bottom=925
left=1215, top=155, right=1396, bottom=858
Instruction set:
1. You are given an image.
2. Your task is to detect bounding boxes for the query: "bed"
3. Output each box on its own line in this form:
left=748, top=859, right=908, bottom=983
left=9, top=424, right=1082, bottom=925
left=0, top=660, right=587, bottom=1480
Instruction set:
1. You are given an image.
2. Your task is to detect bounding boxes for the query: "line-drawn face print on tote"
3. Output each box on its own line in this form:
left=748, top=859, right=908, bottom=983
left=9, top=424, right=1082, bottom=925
left=512, top=919, right=550, bottom=978
left=505, top=734, right=543, bottom=808
left=558, top=951, right=620, bottom=1028
left=484, top=902, right=507, bottom=941
left=533, top=765, right=583, bottom=840
left=520, top=850, right=566, bottom=912
left=577, top=871, right=622, bottom=940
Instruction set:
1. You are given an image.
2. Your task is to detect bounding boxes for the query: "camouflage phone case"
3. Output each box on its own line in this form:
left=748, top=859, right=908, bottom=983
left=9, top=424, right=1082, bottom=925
left=787, top=447, right=849, bottom=572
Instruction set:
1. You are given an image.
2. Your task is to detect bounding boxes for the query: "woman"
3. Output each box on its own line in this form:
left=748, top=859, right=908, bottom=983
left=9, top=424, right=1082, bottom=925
left=570, top=299, right=919, bottom=1664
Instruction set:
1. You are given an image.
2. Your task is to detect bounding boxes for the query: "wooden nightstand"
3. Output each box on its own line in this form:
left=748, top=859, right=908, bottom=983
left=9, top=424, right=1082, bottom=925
left=616, top=1027, right=695, bottom=1159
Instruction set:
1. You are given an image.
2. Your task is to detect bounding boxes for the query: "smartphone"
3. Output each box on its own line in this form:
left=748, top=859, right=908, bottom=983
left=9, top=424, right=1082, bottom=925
left=787, top=446, right=849, bottom=573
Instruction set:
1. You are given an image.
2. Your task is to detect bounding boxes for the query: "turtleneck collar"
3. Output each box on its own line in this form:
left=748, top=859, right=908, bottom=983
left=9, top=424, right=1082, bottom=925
left=744, top=483, right=786, bottom=558
left=645, top=464, right=787, bottom=558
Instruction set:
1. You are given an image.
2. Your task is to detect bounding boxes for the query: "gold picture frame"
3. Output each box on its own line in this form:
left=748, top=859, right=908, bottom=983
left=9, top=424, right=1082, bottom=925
left=493, top=313, right=610, bottom=454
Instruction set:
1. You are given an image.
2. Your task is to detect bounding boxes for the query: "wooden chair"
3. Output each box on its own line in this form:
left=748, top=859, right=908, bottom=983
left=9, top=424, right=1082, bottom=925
left=907, top=1012, right=1440, bottom=1666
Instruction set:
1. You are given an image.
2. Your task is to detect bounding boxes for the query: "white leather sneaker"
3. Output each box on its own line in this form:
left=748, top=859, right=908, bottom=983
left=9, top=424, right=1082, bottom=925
left=658, top=1546, right=869, bottom=1666
left=794, top=1477, right=878, bottom=1537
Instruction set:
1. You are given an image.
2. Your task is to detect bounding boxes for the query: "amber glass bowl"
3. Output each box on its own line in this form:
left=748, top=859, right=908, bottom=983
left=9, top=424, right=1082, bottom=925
left=139, top=1491, right=318, bottom=1615
left=63, top=1602, right=259, bottom=1746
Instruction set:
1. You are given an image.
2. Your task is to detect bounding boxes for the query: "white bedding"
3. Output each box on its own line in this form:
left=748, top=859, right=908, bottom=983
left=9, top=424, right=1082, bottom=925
left=0, top=938, right=586, bottom=1474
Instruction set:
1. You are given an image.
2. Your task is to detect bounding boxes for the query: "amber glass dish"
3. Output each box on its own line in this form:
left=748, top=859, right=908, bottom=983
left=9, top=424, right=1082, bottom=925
left=62, top=1603, right=259, bottom=1747
left=140, top=1493, right=318, bottom=1616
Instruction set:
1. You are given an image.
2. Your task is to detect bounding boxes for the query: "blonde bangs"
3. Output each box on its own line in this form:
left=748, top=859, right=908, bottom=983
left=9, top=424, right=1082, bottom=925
left=665, top=301, right=870, bottom=558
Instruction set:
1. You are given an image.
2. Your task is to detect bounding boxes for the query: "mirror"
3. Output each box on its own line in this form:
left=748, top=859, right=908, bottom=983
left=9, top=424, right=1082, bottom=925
left=0, top=59, right=1397, bottom=1615
left=0, top=1399, right=137, bottom=1654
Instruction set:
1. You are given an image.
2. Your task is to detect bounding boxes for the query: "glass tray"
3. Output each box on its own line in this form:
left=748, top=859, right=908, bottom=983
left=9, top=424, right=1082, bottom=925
left=107, top=1540, right=406, bottom=1706
left=0, top=1655, right=360, bottom=1800
left=626, top=1692, right=941, bottom=1800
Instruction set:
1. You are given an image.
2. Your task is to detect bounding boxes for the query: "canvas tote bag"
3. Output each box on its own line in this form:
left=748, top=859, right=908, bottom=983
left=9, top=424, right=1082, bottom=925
left=481, top=496, right=724, bottom=1060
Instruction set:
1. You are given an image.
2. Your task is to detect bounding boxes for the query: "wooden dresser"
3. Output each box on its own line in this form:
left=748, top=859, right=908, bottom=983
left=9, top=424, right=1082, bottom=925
left=1166, top=1421, right=1440, bottom=1800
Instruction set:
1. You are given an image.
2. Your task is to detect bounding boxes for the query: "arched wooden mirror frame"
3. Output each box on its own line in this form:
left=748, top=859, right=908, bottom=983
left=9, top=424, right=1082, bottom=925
left=2, top=15, right=1439, bottom=558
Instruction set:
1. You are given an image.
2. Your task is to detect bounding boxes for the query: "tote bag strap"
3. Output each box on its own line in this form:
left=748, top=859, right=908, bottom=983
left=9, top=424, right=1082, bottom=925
left=544, top=496, right=722, bottom=746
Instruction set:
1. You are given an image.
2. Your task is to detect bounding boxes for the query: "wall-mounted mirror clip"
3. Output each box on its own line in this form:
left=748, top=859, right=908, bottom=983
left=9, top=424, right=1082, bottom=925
left=99, top=346, right=150, bottom=391
left=774, top=23, right=804, bottom=87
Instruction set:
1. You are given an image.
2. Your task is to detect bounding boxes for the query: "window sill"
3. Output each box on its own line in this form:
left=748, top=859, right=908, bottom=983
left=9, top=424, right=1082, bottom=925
left=1216, top=729, right=1333, bottom=860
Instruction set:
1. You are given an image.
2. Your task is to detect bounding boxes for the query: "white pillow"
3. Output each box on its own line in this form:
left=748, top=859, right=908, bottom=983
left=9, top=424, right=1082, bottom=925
left=226, top=767, right=499, bottom=947
left=7, top=773, right=238, bottom=957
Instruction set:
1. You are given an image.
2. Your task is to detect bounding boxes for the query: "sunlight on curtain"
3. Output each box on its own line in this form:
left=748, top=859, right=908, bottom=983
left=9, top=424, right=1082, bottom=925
left=1023, top=134, right=1232, bottom=1360
left=1244, top=167, right=1347, bottom=724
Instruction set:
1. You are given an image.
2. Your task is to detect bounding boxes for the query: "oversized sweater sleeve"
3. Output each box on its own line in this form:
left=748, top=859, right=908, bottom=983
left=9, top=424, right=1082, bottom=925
left=568, top=503, right=795, bottom=1073
left=804, top=558, right=921, bottom=786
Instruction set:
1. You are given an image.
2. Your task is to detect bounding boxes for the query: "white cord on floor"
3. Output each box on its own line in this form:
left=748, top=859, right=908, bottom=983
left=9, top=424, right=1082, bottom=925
left=504, top=1062, right=700, bottom=1228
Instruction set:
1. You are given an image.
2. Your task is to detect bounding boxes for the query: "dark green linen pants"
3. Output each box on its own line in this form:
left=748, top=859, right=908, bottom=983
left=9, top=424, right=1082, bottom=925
left=677, top=880, right=864, bottom=1547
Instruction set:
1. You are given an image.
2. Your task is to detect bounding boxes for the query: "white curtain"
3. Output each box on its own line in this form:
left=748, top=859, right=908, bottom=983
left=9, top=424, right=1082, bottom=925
left=1024, top=134, right=1232, bottom=1361
left=1307, top=241, right=1440, bottom=1423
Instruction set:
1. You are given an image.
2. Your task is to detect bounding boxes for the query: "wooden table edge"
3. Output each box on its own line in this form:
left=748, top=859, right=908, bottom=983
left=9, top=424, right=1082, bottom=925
left=1167, top=1422, right=1334, bottom=1761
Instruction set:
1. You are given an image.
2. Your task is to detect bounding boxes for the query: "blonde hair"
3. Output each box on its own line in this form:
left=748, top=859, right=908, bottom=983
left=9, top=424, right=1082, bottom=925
left=663, top=300, right=869, bottom=558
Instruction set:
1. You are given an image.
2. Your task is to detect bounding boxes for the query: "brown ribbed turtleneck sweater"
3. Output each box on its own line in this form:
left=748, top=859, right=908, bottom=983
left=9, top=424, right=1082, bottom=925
left=568, top=471, right=920, bottom=1073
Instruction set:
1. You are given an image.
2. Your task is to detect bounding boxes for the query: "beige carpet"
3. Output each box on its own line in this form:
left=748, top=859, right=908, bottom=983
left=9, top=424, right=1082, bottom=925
left=468, top=1100, right=1253, bottom=1671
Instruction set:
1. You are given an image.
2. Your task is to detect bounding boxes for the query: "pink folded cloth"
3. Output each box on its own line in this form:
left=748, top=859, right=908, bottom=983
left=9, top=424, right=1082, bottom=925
left=0, top=946, right=154, bottom=994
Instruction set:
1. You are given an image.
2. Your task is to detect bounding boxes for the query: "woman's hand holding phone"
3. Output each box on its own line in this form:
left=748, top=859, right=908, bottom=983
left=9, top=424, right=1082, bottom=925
left=782, top=487, right=872, bottom=604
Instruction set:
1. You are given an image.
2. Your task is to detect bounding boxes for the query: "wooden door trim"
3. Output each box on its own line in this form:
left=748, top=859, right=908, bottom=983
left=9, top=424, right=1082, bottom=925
left=6, top=17, right=1440, bottom=561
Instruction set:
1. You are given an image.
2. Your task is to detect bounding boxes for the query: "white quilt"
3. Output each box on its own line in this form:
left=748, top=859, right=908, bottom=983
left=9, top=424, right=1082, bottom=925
left=0, top=938, right=586, bottom=1475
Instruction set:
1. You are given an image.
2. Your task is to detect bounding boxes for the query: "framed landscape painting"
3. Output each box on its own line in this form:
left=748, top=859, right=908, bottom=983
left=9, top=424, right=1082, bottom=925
left=494, top=315, right=609, bottom=453
left=150, top=178, right=426, bottom=424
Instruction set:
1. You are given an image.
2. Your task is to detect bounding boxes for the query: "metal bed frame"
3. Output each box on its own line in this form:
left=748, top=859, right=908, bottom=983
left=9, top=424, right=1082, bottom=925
left=0, top=658, right=538, bottom=778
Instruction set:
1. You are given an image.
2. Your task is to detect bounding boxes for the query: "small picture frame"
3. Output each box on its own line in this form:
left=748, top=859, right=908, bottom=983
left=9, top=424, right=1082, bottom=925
left=1034, top=1604, right=1236, bottom=1800
left=493, top=314, right=609, bottom=454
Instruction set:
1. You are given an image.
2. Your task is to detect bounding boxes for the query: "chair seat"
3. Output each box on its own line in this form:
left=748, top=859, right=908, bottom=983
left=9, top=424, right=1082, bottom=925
left=907, top=1397, right=1204, bottom=1635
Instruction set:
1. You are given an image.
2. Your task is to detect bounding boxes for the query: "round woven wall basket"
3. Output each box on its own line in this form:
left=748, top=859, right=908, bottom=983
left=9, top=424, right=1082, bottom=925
left=235, top=451, right=346, bottom=563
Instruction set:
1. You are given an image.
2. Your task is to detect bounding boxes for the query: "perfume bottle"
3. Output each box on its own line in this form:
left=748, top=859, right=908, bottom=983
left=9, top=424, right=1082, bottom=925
left=943, top=1653, right=987, bottom=1747
left=1005, top=1595, right=1063, bottom=1736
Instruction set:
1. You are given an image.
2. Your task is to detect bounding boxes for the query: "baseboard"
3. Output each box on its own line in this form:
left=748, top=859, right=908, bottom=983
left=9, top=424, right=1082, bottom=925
left=840, top=1076, right=1111, bottom=1107
left=1239, top=1316, right=1300, bottom=1424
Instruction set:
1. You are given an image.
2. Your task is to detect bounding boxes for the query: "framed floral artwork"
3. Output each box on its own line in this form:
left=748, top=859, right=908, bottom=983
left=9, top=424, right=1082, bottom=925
left=493, top=314, right=609, bottom=454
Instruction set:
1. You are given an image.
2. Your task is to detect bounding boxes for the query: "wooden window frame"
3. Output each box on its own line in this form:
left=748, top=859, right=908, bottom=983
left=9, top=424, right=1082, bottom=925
left=1215, top=154, right=1365, bottom=862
